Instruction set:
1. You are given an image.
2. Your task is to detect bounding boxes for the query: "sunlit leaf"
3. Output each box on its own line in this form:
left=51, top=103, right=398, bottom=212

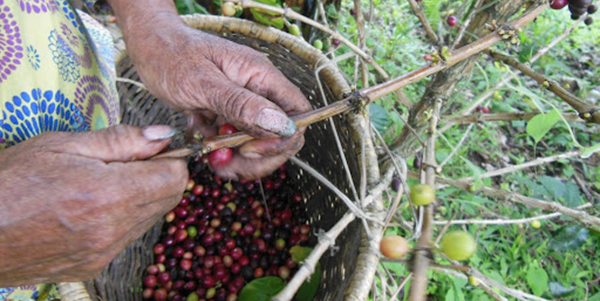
left=526, top=110, right=561, bottom=144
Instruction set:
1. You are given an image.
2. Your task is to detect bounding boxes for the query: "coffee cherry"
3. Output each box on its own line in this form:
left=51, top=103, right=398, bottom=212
left=585, top=16, right=594, bottom=25
left=143, top=275, right=157, bottom=288
left=349, top=8, right=356, bottom=16
left=208, top=148, right=233, bottom=169
left=222, top=2, right=236, bottom=16
left=424, top=54, right=432, bottom=61
left=218, top=123, right=238, bottom=135
left=440, top=230, right=477, bottom=261
left=531, top=220, right=541, bottom=229
left=446, top=15, right=458, bottom=27
left=313, top=39, right=323, bottom=50
left=588, top=4, right=597, bottom=14
left=391, top=177, right=401, bottom=192
left=410, top=184, right=435, bottom=206
left=550, top=0, right=568, bottom=9
left=154, top=288, right=168, bottom=301
left=332, top=39, right=341, bottom=47
left=142, top=288, right=154, bottom=299
left=468, top=275, right=480, bottom=286
left=288, top=24, right=300, bottom=36
left=380, top=235, right=410, bottom=259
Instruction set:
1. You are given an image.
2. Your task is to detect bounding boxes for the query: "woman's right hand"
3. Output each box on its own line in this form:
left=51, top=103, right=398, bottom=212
left=0, top=125, right=188, bottom=286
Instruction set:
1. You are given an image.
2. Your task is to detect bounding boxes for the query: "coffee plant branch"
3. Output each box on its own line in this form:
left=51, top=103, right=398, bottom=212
left=230, top=0, right=390, bottom=80
left=438, top=16, right=584, bottom=135
left=432, top=203, right=593, bottom=225
left=408, top=98, right=442, bottom=301
left=443, top=111, right=582, bottom=125
left=407, top=0, right=440, bottom=45
left=155, top=4, right=547, bottom=160
left=460, top=150, right=580, bottom=182
left=409, top=172, right=600, bottom=230
left=486, top=49, right=600, bottom=123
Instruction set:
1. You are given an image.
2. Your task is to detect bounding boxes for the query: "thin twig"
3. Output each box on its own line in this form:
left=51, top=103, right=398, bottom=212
left=116, top=77, right=146, bottom=90
left=389, top=273, right=412, bottom=301
left=271, top=212, right=356, bottom=301
left=439, top=123, right=474, bottom=167
left=442, top=111, right=582, bottom=126
left=290, top=157, right=382, bottom=227
left=438, top=17, right=583, bottom=135
left=231, top=0, right=389, bottom=80
left=461, top=150, right=580, bottom=182
left=414, top=173, right=600, bottom=230
left=407, top=0, right=439, bottom=45
left=360, top=4, right=547, bottom=101
left=451, top=0, right=484, bottom=50
left=486, top=49, right=600, bottom=123
left=432, top=203, right=593, bottom=225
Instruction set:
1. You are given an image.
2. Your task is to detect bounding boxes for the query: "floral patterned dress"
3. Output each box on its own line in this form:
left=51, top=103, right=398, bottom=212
left=0, top=0, right=118, bottom=299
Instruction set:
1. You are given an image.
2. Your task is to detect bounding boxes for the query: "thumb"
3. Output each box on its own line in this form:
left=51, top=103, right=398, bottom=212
left=213, top=85, right=297, bottom=139
left=51, top=124, right=176, bottom=162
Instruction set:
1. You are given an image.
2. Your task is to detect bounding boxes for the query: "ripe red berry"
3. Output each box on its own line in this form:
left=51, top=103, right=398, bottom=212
left=424, top=54, right=432, bottom=61
left=208, top=148, right=233, bottom=169
left=332, top=39, right=341, bottom=47
left=550, top=0, right=568, bottom=9
left=446, top=15, right=458, bottom=27
left=143, top=275, right=157, bottom=288
left=218, top=123, right=238, bottom=135
left=481, top=107, right=490, bottom=114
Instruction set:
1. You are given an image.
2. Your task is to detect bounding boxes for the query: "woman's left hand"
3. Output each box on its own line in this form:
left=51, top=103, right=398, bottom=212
left=113, top=4, right=311, bottom=179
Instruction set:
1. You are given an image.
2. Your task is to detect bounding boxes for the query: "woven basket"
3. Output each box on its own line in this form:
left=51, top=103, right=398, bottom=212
left=62, top=15, right=368, bottom=301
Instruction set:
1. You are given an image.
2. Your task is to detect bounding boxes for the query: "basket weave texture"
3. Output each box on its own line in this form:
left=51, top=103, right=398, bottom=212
left=84, top=15, right=363, bottom=301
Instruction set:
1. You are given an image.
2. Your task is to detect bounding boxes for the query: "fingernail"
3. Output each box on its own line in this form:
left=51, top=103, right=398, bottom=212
left=241, top=151, right=262, bottom=159
left=142, top=125, right=176, bottom=140
left=254, top=108, right=296, bottom=137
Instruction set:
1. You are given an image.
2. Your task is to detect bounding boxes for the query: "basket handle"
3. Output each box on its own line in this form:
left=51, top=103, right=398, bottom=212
left=57, top=282, right=92, bottom=301
left=151, top=97, right=355, bottom=160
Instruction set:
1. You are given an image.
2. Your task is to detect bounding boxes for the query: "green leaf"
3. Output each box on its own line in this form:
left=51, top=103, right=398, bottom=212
left=548, top=225, right=589, bottom=252
left=526, top=265, right=548, bottom=296
left=538, top=176, right=565, bottom=200
left=549, top=282, right=575, bottom=298
left=590, top=292, right=600, bottom=301
left=290, top=246, right=312, bottom=263
left=581, top=143, right=600, bottom=158
left=369, top=103, right=390, bottom=134
left=518, top=43, right=539, bottom=63
left=296, top=262, right=321, bottom=301
left=563, top=181, right=583, bottom=207
left=526, top=110, right=561, bottom=144
left=238, top=277, right=286, bottom=301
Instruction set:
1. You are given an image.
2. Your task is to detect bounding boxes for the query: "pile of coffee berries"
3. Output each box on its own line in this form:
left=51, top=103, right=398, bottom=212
left=142, top=160, right=311, bottom=300
left=550, top=0, right=596, bottom=25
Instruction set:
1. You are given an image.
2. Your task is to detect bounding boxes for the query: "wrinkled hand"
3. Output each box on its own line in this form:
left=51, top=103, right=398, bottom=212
left=0, top=125, right=188, bottom=286
left=124, top=19, right=312, bottom=179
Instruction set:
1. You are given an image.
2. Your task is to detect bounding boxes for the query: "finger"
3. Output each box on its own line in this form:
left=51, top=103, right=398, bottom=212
left=238, top=132, right=304, bottom=159
left=105, top=158, right=188, bottom=209
left=44, top=124, right=177, bottom=162
left=206, top=83, right=297, bottom=139
left=244, top=67, right=312, bottom=116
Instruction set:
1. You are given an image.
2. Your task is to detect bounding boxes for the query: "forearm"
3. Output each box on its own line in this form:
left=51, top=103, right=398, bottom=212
left=106, top=0, right=188, bottom=61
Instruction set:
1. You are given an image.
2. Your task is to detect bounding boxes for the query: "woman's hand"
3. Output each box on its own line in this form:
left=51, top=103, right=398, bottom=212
left=0, top=125, right=188, bottom=286
left=109, top=0, right=312, bottom=179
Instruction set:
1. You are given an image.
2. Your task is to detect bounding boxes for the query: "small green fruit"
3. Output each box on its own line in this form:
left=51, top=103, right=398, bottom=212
left=288, top=24, right=300, bottom=36
left=410, top=184, right=435, bottom=206
left=440, top=230, right=477, bottom=261
left=493, top=91, right=502, bottom=100
left=468, top=276, right=480, bottom=286
left=531, top=220, right=541, bottom=229
left=313, top=39, right=323, bottom=50
left=221, top=2, right=236, bottom=16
